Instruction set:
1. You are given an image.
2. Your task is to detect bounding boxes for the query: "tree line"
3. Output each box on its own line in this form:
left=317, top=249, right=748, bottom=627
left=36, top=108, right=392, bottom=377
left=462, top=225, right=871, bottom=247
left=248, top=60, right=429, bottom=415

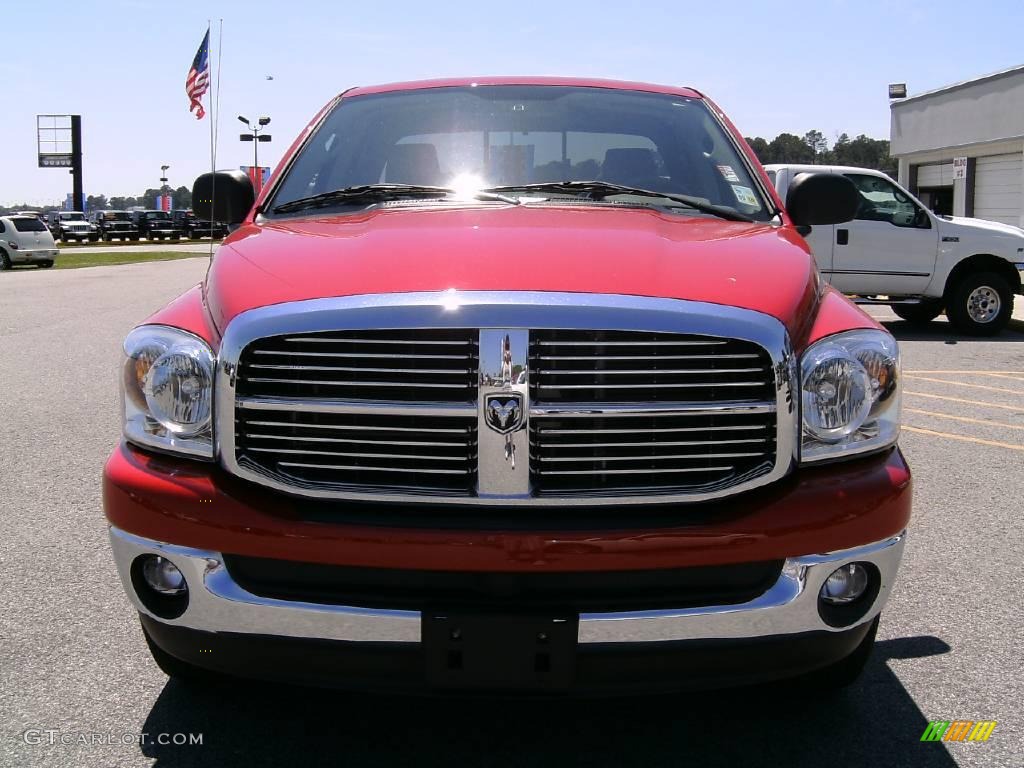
left=744, top=131, right=897, bottom=175
left=0, top=186, right=192, bottom=217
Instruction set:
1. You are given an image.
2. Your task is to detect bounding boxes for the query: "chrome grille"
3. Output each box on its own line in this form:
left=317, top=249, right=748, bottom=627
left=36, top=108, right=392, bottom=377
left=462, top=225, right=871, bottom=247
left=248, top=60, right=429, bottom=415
left=531, top=410, right=776, bottom=495
left=236, top=329, right=478, bottom=402
left=528, top=329, right=777, bottom=495
left=218, top=292, right=796, bottom=506
left=529, top=330, right=774, bottom=402
left=235, top=407, right=477, bottom=495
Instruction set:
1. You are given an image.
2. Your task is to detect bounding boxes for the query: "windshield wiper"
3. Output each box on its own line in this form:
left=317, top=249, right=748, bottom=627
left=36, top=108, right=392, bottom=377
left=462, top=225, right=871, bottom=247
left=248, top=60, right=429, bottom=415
left=273, top=184, right=519, bottom=214
left=483, top=181, right=756, bottom=222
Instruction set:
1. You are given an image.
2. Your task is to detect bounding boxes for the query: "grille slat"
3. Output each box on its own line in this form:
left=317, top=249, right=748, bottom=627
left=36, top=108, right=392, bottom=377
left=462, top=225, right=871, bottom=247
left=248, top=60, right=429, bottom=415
left=241, top=377, right=474, bottom=389
left=245, top=433, right=466, bottom=448
left=543, top=367, right=765, bottom=375
left=252, top=350, right=475, bottom=360
left=248, top=364, right=474, bottom=374
left=542, top=466, right=736, bottom=476
left=535, top=439, right=769, bottom=448
left=278, top=461, right=471, bottom=475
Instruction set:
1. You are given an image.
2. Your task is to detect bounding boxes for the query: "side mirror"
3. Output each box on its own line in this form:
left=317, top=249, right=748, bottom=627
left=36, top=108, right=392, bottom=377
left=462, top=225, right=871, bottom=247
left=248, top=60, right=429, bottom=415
left=192, top=170, right=255, bottom=225
left=786, top=172, right=860, bottom=227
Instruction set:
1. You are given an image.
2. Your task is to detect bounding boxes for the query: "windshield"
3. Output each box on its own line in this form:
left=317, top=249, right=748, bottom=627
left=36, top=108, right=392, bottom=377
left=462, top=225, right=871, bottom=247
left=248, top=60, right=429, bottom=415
left=146, top=212, right=170, bottom=220
left=271, top=85, right=771, bottom=220
left=106, top=211, right=131, bottom=220
left=60, top=213, right=85, bottom=221
left=12, top=218, right=47, bottom=232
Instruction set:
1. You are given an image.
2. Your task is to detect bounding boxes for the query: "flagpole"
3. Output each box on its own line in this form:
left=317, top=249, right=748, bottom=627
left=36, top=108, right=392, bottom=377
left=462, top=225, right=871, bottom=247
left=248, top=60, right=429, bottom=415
left=207, top=20, right=223, bottom=262
left=206, top=20, right=215, bottom=261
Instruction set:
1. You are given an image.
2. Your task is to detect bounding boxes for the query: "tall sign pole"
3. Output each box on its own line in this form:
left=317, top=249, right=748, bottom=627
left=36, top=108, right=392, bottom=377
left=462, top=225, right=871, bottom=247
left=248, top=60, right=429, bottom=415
left=70, top=115, right=84, bottom=212
left=37, top=115, right=84, bottom=211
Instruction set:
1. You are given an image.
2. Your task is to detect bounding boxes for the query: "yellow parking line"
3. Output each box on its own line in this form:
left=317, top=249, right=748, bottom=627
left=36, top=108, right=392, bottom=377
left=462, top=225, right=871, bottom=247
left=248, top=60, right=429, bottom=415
left=905, top=408, right=1024, bottom=431
left=904, top=391, right=1024, bottom=412
left=975, top=372, right=1024, bottom=383
left=903, top=426, right=1024, bottom=452
left=903, top=375, right=1024, bottom=396
left=904, top=370, right=1024, bottom=375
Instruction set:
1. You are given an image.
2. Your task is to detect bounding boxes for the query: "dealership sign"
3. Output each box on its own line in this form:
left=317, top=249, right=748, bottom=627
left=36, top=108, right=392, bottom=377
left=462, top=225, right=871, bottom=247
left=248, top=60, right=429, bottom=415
left=37, top=115, right=75, bottom=168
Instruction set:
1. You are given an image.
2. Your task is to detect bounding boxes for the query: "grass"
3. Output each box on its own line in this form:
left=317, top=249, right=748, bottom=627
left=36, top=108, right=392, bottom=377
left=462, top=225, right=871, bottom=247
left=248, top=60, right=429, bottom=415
left=53, top=251, right=208, bottom=269
left=57, top=238, right=222, bottom=249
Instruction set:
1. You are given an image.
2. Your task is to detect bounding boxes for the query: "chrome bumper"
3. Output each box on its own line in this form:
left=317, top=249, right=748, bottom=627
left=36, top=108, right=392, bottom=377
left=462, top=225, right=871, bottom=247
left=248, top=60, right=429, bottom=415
left=109, top=527, right=905, bottom=644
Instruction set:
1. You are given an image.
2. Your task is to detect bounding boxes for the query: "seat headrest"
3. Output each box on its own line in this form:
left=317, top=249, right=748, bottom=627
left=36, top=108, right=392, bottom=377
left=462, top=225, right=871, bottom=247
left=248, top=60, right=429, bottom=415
left=600, top=148, right=658, bottom=183
left=385, top=143, right=442, bottom=186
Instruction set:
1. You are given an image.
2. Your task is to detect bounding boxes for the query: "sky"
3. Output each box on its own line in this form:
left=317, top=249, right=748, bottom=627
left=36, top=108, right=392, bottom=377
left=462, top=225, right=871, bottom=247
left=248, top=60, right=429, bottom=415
left=3, top=0, right=1023, bottom=206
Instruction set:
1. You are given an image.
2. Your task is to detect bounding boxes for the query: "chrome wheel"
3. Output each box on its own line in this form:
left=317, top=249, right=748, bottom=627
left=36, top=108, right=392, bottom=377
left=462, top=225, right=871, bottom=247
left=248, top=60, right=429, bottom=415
left=967, top=286, right=1001, bottom=324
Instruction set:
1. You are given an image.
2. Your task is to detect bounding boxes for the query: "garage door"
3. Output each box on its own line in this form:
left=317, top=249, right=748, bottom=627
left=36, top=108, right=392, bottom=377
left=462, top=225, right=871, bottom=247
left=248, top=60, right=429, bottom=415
left=916, top=162, right=953, bottom=188
left=974, top=153, right=1022, bottom=226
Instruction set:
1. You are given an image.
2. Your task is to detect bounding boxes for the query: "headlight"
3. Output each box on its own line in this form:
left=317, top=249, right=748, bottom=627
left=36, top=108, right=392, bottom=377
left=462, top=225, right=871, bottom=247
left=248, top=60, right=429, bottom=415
left=800, top=329, right=900, bottom=463
left=121, top=325, right=215, bottom=459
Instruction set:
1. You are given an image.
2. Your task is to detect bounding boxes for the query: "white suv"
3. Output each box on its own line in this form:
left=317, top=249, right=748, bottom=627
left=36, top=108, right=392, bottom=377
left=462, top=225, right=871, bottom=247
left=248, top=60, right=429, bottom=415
left=0, top=216, right=59, bottom=269
left=767, top=164, right=1024, bottom=335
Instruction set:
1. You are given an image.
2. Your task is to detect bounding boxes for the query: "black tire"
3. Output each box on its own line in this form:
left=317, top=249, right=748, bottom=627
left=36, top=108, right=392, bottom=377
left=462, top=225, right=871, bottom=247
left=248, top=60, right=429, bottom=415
left=0, top=249, right=11, bottom=270
left=946, top=271, right=1014, bottom=336
left=130, top=236, right=139, bottom=242
left=892, top=299, right=944, bottom=325
left=141, top=619, right=224, bottom=686
left=796, top=615, right=879, bottom=691
left=89, top=235, right=99, bottom=243
left=37, top=260, right=54, bottom=269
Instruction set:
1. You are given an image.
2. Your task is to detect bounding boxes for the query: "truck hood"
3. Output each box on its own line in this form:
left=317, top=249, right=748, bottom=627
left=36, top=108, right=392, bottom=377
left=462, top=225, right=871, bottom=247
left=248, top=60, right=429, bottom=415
left=205, top=205, right=820, bottom=341
left=941, top=215, right=1024, bottom=239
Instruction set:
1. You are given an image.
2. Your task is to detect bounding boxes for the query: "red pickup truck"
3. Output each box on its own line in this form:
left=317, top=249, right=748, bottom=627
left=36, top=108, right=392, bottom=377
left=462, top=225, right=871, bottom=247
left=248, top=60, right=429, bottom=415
left=104, top=77, right=910, bottom=694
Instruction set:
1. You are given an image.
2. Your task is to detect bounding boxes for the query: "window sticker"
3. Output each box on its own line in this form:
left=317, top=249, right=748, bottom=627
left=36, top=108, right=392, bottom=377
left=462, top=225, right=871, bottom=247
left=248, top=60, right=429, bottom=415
left=717, top=164, right=740, bottom=183
left=731, top=185, right=761, bottom=209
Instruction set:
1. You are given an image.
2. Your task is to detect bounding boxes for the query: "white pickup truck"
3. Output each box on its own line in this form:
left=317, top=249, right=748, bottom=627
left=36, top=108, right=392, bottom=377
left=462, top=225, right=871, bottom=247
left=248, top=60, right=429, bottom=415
left=767, top=164, right=1024, bottom=335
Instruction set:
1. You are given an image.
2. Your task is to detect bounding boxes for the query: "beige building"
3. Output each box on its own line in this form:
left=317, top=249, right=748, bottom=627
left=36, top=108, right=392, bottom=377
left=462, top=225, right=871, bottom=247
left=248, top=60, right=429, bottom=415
left=890, top=64, right=1024, bottom=226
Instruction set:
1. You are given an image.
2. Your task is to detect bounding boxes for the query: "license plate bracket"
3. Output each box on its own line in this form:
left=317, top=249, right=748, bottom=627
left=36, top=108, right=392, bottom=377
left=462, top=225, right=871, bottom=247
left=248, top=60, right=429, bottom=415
left=423, top=611, right=578, bottom=691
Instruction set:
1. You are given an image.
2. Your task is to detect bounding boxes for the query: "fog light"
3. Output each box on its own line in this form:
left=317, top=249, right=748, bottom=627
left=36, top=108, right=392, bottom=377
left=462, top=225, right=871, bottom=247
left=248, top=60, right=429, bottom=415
left=141, top=555, right=187, bottom=596
left=820, top=563, right=869, bottom=604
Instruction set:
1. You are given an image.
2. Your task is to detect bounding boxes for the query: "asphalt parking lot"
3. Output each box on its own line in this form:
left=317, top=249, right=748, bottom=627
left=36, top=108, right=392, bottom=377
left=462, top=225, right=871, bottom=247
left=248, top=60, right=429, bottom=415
left=1, top=258, right=1022, bottom=768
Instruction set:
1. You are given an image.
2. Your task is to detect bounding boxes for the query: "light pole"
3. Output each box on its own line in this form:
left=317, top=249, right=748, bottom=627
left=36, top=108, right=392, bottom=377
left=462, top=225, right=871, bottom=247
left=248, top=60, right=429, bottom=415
left=159, top=165, right=169, bottom=211
left=238, top=115, right=271, bottom=190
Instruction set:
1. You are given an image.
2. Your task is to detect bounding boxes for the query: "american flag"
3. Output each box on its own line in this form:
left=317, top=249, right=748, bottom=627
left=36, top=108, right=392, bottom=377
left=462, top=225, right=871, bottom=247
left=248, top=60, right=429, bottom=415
left=185, top=29, right=210, bottom=120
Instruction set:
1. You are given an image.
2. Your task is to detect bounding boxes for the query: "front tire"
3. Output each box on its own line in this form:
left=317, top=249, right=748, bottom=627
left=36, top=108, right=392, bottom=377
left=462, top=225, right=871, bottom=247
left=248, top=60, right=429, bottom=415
left=946, top=272, right=1014, bottom=336
left=0, top=249, right=11, bottom=270
left=37, top=260, right=54, bottom=269
left=892, top=299, right=943, bottom=325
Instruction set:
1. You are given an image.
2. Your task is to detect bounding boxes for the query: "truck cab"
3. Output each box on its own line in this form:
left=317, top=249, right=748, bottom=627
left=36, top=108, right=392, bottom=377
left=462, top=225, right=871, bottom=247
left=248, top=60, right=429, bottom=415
left=46, top=211, right=98, bottom=243
left=767, top=164, right=1024, bottom=334
left=90, top=210, right=140, bottom=241
left=130, top=210, right=182, bottom=241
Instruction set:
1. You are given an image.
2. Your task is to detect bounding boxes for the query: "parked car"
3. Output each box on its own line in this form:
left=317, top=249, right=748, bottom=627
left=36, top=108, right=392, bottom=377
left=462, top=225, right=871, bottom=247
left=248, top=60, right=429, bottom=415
left=89, top=210, right=140, bottom=241
left=170, top=209, right=227, bottom=240
left=767, top=164, right=1024, bottom=335
left=105, top=77, right=910, bottom=695
left=130, top=210, right=182, bottom=241
left=46, top=211, right=98, bottom=243
left=0, top=215, right=59, bottom=269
